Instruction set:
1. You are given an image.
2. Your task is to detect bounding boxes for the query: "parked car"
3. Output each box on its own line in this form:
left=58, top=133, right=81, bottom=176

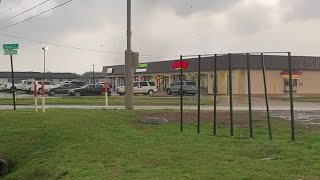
left=22, top=81, right=34, bottom=93
left=97, top=82, right=112, bottom=88
left=3, top=82, right=23, bottom=93
left=69, top=81, right=87, bottom=87
left=68, top=84, right=111, bottom=96
left=31, top=81, right=58, bottom=94
left=115, top=81, right=157, bottom=95
left=0, top=84, right=4, bottom=92
left=48, top=83, right=80, bottom=96
left=166, top=81, right=198, bottom=95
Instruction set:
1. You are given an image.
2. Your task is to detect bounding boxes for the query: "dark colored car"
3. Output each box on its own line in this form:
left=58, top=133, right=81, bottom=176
left=68, top=84, right=111, bottom=96
left=48, top=83, right=80, bottom=96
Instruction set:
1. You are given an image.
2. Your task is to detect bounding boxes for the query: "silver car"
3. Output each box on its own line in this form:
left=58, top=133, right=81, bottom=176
left=167, top=81, right=198, bottom=95
left=116, top=81, right=157, bottom=95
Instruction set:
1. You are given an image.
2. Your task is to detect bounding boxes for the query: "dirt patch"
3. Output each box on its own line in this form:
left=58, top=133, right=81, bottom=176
left=137, top=111, right=269, bottom=128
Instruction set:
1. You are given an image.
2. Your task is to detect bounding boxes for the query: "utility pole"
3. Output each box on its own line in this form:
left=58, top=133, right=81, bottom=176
left=92, top=64, right=95, bottom=84
left=42, top=47, right=48, bottom=80
left=125, top=0, right=134, bottom=109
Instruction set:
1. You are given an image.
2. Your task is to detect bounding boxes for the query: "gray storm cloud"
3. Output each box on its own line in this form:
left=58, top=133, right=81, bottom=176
left=0, top=0, right=320, bottom=73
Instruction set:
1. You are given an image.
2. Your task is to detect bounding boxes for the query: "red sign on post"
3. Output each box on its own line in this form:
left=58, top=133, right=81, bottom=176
left=104, top=81, right=108, bottom=93
left=41, top=81, right=45, bottom=97
left=172, top=60, right=188, bottom=70
left=33, top=83, right=37, bottom=97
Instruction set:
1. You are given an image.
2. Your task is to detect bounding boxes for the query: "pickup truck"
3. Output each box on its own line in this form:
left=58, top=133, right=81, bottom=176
left=3, top=82, right=24, bottom=92
left=31, top=81, right=59, bottom=94
left=166, top=81, right=198, bottom=96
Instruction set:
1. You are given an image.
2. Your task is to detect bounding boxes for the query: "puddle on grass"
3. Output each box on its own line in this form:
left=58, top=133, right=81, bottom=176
left=270, top=111, right=320, bottom=126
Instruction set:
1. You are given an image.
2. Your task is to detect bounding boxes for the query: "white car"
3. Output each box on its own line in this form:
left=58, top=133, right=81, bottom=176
left=22, top=81, right=34, bottom=92
left=31, top=81, right=58, bottom=93
left=116, top=81, right=157, bottom=95
left=3, top=82, right=24, bottom=92
left=0, top=84, right=5, bottom=92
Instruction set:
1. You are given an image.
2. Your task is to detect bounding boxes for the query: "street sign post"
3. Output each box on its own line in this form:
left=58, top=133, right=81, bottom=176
left=3, top=43, right=19, bottom=111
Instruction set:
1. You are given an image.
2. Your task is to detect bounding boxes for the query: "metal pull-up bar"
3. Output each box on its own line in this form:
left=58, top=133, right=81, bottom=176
left=179, top=52, right=296, bottom=141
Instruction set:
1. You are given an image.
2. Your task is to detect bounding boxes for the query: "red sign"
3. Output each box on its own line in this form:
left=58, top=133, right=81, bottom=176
left=172, top=60, right=188, bottom=70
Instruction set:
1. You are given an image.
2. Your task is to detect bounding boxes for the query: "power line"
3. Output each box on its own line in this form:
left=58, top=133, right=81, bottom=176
left=0, top=0, right=51, bottom=24
left=0, top=0, right=73, bottom=31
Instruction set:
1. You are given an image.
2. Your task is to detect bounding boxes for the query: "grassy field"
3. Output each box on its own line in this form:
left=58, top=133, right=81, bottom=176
left=0, top=109, right=320, bottom=179
left=0, top=96, right=214, bottom=106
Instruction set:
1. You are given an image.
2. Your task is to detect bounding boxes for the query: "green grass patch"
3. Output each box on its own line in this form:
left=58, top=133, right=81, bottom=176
left=0, top=109, right=319, bottom=179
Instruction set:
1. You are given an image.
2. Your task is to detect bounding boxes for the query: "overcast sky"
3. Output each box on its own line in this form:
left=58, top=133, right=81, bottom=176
left=0, top=0, right=320, bottom=74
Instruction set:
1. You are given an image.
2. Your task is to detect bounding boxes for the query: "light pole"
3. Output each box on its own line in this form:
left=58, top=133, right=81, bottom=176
left=125, top=0, right=134, bottom=109
left=42, top=47, right=48, bottom=80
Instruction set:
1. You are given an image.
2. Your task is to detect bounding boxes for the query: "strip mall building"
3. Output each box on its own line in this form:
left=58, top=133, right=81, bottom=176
left=102, top=54, right=320, bottom=95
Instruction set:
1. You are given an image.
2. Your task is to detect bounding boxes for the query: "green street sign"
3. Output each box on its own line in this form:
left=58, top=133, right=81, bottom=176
left=3, top=44, right=19, bottom=50
left=4, top=50, right=17, bottom=55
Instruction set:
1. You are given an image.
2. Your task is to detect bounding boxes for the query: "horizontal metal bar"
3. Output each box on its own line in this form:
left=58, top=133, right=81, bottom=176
left=182, top=51, right=290, bottom=58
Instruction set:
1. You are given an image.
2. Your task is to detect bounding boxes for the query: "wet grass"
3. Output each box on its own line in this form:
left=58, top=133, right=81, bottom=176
left=0, top=109, right=320, bottom=179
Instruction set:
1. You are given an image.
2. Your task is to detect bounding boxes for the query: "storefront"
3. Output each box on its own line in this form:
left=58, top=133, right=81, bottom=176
left=103, top=54, right=320, bottom=95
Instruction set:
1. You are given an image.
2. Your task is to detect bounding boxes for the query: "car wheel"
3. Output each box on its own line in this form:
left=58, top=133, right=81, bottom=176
left=50, top=91, right=56, bottom=96
left=148, top=90, right=154, bottom=96
left=75, top=92, right=81, bottom=97
left=10, top=87, right=16, bottom=93
left=101, top=91, right=105, bottom=96
left=167, top=89, right=172, bottom=95
left=28, top=88, right=32, bottom=94
left=38, top=88, right=42, bottom=94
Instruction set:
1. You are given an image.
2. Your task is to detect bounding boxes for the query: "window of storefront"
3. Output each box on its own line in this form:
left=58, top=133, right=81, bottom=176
left=284, top=78, right=298, bottom=92
left=173, top=75, right=187, bottom=82
left=192, top=74, right=208, bottom=93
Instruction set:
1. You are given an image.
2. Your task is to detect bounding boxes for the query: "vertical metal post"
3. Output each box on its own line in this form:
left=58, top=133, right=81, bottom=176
left=10, top=55, right=16, bottom=111
left=41, top=80, right=45, bottom=113
left=34, top=83, right=38, bottom=112
left=92, top=64, right=95, bottom=84
left=261, top=53, right=272, bottom=140
left=213, top=54, right=218, bottom=136
left=228, top=53, right=234, bottom=137
left=125, top=0, right=134, bottom=110
left=43, top=49, right=46, bottom=80
left=247, top=53, right=253, bottom=139
left=104, top=81, right=108, bottom=108
left=197, top=55, right=201, bottom=134
left=288, top=52, right=295, bottom=141
left=180, top=55, right=183, bottom=132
